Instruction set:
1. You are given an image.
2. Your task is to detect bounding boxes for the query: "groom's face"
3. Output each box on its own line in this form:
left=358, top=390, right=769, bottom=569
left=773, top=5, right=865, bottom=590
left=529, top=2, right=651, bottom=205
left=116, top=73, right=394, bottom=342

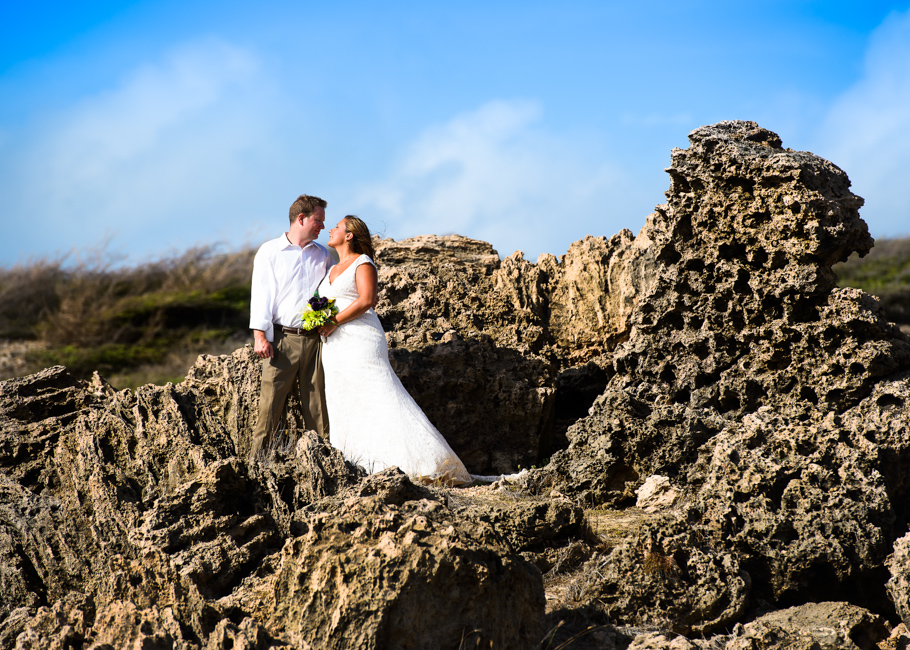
left=300, top=207, right=326, bottom=240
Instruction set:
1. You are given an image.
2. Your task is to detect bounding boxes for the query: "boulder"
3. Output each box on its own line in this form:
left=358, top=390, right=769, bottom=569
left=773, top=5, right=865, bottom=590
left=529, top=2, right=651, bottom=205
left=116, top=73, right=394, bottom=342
left=0, top=366, right=549, bottom=649
left=568, top=517, right=750, bottom=635
left=635, top=475, right=681, bottom=512
left=543, top=121, right=910, bottom=627
left=262, top=497, right=545, bottom=650
left=727, top=602, right=889, bottom=650
left=626, top=602, right=889, bottom=650
left=887, top=531, right=910, bottom=628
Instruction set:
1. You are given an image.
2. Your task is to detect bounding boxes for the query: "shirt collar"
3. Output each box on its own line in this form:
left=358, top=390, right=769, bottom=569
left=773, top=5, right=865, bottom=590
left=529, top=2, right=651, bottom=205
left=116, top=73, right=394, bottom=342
left=276, top=233, right=322, bottom=251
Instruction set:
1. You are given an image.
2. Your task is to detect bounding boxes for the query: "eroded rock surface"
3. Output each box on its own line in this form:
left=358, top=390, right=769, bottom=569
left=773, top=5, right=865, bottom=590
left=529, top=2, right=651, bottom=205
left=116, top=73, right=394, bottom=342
left=571, top=517, right=750, bottom=635
left=551, top=121, right=909, bottom=501
left=371, top=232, right=655, bottom=472
left=4, top=120, right=910, bottom=647
left=887, top=532, right=910, bottom=628
left=626, top=602, right=889, bottom=649
left=541, top=121, right=910, bottom=630
left=263, top=497, right=545, bottom=649
left=0, top=367, right=544, bottom=649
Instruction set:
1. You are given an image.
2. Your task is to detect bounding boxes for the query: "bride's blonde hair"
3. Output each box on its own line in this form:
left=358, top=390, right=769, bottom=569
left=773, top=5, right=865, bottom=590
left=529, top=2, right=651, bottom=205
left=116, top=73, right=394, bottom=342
left=343, top=215, right=377, bottom=261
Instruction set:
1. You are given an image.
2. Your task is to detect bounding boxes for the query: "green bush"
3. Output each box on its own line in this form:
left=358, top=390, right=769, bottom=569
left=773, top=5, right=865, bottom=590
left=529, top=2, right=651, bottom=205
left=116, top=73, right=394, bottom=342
left=4, top=244, right=256, bottom=387
left=834, top=236, right=910, bottom=324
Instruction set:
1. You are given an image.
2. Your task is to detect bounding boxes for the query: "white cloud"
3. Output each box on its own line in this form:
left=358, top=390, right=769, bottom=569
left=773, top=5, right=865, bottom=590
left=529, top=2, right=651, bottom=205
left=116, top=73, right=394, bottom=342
left=52, top=41, right=257, bottom=175
left=2, top=38, right=277, bottom=262
left=816, top=8, right=910, bottom=237
left=353, top=100, right=636, bottom=260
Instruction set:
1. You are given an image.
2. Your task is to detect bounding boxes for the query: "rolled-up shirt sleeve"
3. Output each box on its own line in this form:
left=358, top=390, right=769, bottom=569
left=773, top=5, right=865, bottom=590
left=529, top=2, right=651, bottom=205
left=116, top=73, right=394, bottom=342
left=249, top=246, right=275, bottom=342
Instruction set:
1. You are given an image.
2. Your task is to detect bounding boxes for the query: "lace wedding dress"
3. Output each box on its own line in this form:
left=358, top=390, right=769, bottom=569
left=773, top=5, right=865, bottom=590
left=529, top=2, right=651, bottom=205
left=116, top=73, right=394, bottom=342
left=318, top=254, right=472, bottom=485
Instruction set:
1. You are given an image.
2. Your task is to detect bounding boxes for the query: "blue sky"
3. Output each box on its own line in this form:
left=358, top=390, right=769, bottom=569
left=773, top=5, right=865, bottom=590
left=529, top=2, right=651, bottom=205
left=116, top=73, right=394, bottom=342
left=2, top=1, right=909, bottom=267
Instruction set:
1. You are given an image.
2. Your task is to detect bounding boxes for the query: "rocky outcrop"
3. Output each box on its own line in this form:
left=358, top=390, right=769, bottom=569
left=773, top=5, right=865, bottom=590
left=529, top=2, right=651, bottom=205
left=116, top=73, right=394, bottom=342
left=887, top=532, right=910, bottom=628
left=372, top=230, right=655, bottom=471
left=548, top=121, right=910, bottom=496
left=5, top=120, right=910, bottom=647
left=570, top=516, right=751, bottom=635
left=374, top=232, right=654, bottom=360
left=0, top=366, right=546, bottom=649
left=626, top=602, right=889, bottom=649
left=542, top=121, right=910, bottom=629
left=261, top=497, right=545, bottom=649
left=552, top=122, right=908, bottom=500
left=536, top=230, right=656, bottom=359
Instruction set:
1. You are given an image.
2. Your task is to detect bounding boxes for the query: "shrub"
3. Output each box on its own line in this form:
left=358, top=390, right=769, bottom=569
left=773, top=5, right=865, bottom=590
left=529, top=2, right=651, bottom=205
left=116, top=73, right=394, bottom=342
left=835, top=236, right=910, bottom=324
left=2, top=244, right=256, bottom=386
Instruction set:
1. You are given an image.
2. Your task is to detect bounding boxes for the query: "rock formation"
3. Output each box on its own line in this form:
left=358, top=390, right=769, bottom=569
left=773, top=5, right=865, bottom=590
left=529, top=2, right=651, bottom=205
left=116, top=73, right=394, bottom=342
left=540, top=121, right=910, bottom=633
left=371, top=232, right=654, bottom=472
left=3, top=120, right=910, bottom=648
left=0, top=367, right=548, bottom=649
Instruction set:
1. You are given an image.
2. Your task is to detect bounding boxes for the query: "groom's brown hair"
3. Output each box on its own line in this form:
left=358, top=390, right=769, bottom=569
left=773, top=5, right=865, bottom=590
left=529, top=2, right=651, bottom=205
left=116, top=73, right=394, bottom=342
left=289, top=194, right=327, bottom=224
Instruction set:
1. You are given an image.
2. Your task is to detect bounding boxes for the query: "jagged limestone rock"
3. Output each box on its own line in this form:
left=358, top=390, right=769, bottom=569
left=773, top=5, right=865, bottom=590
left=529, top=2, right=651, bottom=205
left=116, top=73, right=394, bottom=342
left=544, top=121, right=910, bottom=627
left=263, top=497, right=545, bottom=650
left=887, top=531, right=910, bottom=628
left=5, top=120, right=910, bottom=646
left=727, top=602, right=888, bottom=650
left=0, top=366, right=547, bottom=649
left=569, top=517, right=750, bottom=635
left=372, top=230, right=656, bottom=473
left=626, top=602, right=889, bottom=649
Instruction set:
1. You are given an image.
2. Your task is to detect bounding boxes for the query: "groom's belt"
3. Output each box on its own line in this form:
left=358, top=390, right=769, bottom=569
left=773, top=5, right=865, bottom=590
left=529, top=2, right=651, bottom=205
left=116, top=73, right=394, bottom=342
left=278, top=324, right=318, bottom=336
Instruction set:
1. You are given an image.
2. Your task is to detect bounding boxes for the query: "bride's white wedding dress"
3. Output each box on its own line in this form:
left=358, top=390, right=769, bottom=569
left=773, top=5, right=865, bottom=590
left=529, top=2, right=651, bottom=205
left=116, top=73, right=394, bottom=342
left=317, top=254, right=472, bottom=485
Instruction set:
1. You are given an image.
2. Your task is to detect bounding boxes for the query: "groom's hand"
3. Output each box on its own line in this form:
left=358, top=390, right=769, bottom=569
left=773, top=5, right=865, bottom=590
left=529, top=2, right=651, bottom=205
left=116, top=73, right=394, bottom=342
left=254, top=330, right=273, bottom=359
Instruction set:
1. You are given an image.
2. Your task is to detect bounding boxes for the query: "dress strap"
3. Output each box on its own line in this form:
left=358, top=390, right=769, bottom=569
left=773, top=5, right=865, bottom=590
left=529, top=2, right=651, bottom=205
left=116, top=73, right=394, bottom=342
left=353, top=254, right=376, bottom=270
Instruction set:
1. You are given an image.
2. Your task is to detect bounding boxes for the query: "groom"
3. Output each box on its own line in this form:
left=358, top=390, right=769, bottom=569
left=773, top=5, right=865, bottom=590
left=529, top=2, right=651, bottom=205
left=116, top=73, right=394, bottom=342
left=248, top=194, right=335, bottom=459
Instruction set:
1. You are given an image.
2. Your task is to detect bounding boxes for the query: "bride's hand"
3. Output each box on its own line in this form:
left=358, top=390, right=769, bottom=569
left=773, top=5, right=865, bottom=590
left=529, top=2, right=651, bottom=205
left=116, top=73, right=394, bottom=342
left=319, top=322, right=338, bottom=339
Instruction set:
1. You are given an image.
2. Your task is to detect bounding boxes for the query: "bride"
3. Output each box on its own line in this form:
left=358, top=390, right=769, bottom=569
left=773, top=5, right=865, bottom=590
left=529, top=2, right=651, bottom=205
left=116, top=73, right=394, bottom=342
left=316, top=215, right=472, bottom=486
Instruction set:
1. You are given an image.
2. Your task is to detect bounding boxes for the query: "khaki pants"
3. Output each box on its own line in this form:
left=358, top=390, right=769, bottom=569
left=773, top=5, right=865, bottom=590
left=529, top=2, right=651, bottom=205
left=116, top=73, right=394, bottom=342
left=249, top=328, right=329, bottom=459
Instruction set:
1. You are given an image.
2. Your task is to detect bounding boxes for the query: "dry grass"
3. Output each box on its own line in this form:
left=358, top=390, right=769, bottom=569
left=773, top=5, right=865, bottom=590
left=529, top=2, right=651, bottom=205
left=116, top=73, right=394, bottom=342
left=584, top=505, right=653, bottom=550
left=0, top=258, right=64, bottom=339
left=534, top=505, right=665, bottom=649
left=542, top=506, right=655, bottom=614
left=0, top=244, right=255, bottom=388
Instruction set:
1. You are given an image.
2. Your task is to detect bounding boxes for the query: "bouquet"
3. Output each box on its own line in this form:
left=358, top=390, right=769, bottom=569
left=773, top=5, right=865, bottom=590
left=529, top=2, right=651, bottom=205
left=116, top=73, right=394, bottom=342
left=300, top=293, right=339, bottom=330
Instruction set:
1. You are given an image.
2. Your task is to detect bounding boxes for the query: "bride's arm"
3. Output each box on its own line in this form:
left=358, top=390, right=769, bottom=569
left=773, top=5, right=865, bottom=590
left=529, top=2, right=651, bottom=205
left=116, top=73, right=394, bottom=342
left=319, top=263, right=378, bottom=337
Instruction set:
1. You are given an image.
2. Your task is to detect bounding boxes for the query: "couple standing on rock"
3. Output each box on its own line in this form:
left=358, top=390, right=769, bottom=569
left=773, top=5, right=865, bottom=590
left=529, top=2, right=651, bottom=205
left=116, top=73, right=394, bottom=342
left=247, top=193, right=472, bottom=485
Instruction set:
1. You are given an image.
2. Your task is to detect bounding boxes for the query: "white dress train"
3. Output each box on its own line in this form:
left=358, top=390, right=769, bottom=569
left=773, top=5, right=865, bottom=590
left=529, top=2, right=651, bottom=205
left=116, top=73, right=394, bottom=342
left=318, top=255, right=472, bottom=485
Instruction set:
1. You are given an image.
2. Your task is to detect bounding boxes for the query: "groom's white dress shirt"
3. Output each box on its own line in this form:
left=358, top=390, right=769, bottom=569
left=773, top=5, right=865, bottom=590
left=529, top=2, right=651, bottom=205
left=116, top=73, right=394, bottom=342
left=249, top=234, right=335, bottom=342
